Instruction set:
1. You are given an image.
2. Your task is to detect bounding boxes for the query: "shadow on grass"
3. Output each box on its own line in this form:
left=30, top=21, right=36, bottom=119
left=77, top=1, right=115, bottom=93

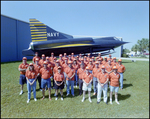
left=123, top=79, right=127, bottom=81
left=122, top=61, right=132, bottom=63
left=123, top=83, right=133, bottom=89
left=118, top=93, right=131, bottom=101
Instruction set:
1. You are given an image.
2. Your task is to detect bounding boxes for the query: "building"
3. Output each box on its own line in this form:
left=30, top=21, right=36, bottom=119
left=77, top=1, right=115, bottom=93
left=1, top=14, right=33, bottom=62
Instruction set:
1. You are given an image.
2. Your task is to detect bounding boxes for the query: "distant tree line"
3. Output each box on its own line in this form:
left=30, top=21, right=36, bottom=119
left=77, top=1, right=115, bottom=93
left=131, top=38, right=149, bottom=54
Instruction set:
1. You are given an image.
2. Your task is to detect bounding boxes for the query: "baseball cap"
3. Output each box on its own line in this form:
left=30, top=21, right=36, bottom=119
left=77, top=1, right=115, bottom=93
left=118, top=59, right=122, bottom=62
left=68, top=61, right=72, bottom=64
left=86, top=67, right=89, bottom=70
left=29, top=63, right=33, bottom=66
left=22, top=57, right=27, bottom=60
left=42, top=54, right=45, bottom=57
left=101, top=65, right=105, bottom=69
left=113, top=66, right=117, bottom=69
left=35, top=58, right=39, bottom=61
left=43, top=61, right=48, bottom=65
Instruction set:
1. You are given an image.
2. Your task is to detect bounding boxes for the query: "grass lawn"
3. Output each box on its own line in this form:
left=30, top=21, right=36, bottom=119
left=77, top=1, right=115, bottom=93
left=1, top=60, right=149, bottom=118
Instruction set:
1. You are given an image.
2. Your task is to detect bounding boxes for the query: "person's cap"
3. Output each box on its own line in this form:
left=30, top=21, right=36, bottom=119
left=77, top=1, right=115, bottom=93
left=118, top=59, right=122, bottom=62
left=59, top=54, right=62, bottom=57
left=54, top=57, right=57, bottom=60
left=104, top=57, right=107, bottom=59
left=46, top=57, right=49, bottom=60
left=86, top=67, right=89, bottom=70
left=92, top=56, right=95, bottom=59
left=29, top=63, right=33, bottom=66
left=98, top=58, right=101, bottom=61
left=68, top=55, right=71, bottom=57
left=64, top=53, right=67, bottom=56
left=88, top=54, right=90, bottom=56
left=42, top=54, right=45, bottom=57
left=95, top=61, right=99, bottom=64
left=68, top=61, right=72, bottom=64
left=35, top=58, right=39, bottom=61
left=71, top=53, right=74, bottom=55
left=90, top=59, right=92, bottom=62
left=101, top=65, right=105, bottom=69
left=76, top=56, right=79, bottom=58
left=79, top=54, right=82, bottom=56
left=58, top=66, right=61, bottom=69
left=22, top=57, right=27, bottom=60
left=84, top=56, right=87, bottom=58
left=81, top=58, right=84, bottom=61
left=109, top=54, right=111, bottom=56
left=98, top=53, right=101, bottom=55
left=51, top=52, right=54, bottom=55
left=113, top=66, right=118, bottom=69
left=113, top=57, right=116, bottom=60
left=56, top=60, right=59, bottom=63
left=43, top=61, right=48, bottom=65
left=35, top=52, right=38, bottom=54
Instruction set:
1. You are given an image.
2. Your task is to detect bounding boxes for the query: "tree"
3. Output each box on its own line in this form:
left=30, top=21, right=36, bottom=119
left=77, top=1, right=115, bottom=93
left=131, top=38, right=149, bottom=54
left=123, top=48, right=130, bottom=54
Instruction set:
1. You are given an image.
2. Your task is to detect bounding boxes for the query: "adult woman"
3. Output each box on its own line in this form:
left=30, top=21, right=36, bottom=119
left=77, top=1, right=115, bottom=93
left=54, top=66, right=65, bottom=100
left=26, top=63, right=37, bottom=103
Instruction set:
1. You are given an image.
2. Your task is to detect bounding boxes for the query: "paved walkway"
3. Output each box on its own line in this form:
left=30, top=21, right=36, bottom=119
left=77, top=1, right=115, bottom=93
left=116, top=57, right=149, bottom=62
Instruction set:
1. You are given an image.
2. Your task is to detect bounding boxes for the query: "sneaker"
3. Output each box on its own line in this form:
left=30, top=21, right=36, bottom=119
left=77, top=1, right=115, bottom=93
left=76, top=85, right=77, bottom=88
left=97, top=101, right=100, bottom=104
left=61, top=97, right=63, bottom=100
left=34, top=98, right=37, bottom=101
left=110, top=101, right=112, bottom=104
left=19, top=91, right=23, bottom=95
left=72, top=94, right=75, bottom=97
left=115, top=101, right=120, bottom=105
left=55, top=97, right=58, bottom=100
left=89, top=98, right=92, bottom=103
left=27, top=99, right=30, bottom=103
left=81, top=98, right=85, bottom=102
left=93, top=92, right=96, bottom=96
left=66, top=94, right=69, bottom=96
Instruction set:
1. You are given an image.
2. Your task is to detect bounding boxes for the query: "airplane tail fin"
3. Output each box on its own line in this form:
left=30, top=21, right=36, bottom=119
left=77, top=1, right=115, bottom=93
left=29, top=19, right=73, bottom=42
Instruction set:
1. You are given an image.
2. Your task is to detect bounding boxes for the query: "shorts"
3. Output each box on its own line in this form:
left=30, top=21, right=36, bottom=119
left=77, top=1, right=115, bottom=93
left=19, top=74, right=27, bottom=85
left=110, top=85, right=119, bottom=93
left=41, top=78, right=51, bottom=89
left=82, top=82, right=92, bottom=91
left=54, top=81, right=64, bottom=90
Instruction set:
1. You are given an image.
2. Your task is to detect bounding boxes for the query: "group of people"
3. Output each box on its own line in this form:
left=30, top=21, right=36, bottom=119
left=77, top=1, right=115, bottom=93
left=18, top=52, right=125, bottom=104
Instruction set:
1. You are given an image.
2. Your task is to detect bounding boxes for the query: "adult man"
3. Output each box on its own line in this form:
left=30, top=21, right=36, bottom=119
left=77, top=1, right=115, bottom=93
left=97, top=66, right=109, bottom=104
left=79, top=53, right=82, bottom=61
left=76, top=56, right=81, bottom=65
left=92, top=61, right=100, bottom=95
left=65, top=61, right=75, bottom=96
left=77, top=63, right=85, bottom=96
left=62, top=53, right=68, bottom=61
left=54, top=66, right=65, bottom=100
left=72, top=59, right=79, bottom=88
left=58, top=54, right=64, bottom=66
left=71, top=53, right=75, bottom=60
left=108, top=54, right=113, bottom=62
left=117, top=59, right=126, bottom=90
left=82, top=67, right=93, bottom=103
left=87, top=53, right=91, bottom=62
left=112, top=57, right=118, bottom=67
left=39, top=54, right=46, bottom=67
left=34, top=58, right=42, bottom=91
left=84, top=56, right=89, bottom=66
left=68, top=55, right=72, bottom=61
left=87, top=59, right=94, bottom=74
left=32, top=52, right=40, bottom=64
left=18, top=57, right=29, bottom=95
left=98, top=53, right=102, bottom=60
left=102, top=57, right=107, bottom=65
left=109, top=66, right=120, bottom=104
left=49, top=52, right=54, bottom=62
left=62, top=58, right=69, bottom=87
left=40, top=61, right=52, bottom=100
left=105, top=59, right=113, bottom=74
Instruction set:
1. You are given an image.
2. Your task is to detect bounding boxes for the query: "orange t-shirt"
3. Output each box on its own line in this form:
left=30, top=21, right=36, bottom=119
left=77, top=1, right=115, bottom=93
left=102, top=61, right=107, bottom=65
left=87, top=64, right=94, bottom=71
left=111, top=62, right=118, bottom=67
left=33, top=64, right=41, bottom=74
left=65, top=67, right=75, bottom=81
left=62, top=63, right=68, bottom=72
left=53, top=66, right=64, bottom=74
left=92, top=67, right=100, bottom=77
left=18, top=63, right=29, bottom=75
left=25, top=70, right=37, bottom=79
left=117, top=64, right=125, bottom=73
left=97, top=72, right=109, bottom=84
left=109, top=72, right=120, bottom=87
left=77, top=68, right=85, bottom=79
left=82, top=72, right=93, bottom=83
left=71, top=56, right=75, bottom=60
left=39, top=59, right=46, bottom=67
left=54, top=73, right=64, bottom=81
left=32, top=56, right=40, bottom=63
left=87, top=57, right=91, bottom=62
left=72, top=63, right=79, bottom=71
left=58, top=59, right=64, bottom=66
left=105, top=63, right=113, bottom=72
left=40, top=67, right=52, bottom=79
left=49, top=57, right=54, bottom=62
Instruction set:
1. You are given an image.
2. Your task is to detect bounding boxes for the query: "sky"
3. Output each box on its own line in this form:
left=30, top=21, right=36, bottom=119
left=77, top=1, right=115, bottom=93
left=1, top=1, right=149, bottom=50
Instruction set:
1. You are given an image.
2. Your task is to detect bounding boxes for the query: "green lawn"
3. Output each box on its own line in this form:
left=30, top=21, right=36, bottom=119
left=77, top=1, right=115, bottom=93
left=1, top=60, right=149, bottom=118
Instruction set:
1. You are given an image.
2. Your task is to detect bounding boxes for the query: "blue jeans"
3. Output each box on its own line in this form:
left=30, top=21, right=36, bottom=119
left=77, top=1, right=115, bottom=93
left=66, top=80, right=74, bottom=95
left=119, top=73, right=123, bottom=89
left=27, top=79, right=36, bottom=99
left=19, top=74, right=27, bottom=85
left=74, top=70, right=78, bottom=86
left=93, top=77, right=98, bottom=93
left=41, top=78, right=51, bottom=89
